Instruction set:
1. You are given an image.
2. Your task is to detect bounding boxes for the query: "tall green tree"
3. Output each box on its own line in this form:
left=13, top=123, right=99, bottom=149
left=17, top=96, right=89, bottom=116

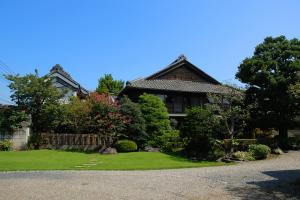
left=96, top=74, right=124, bottom=95
left=139, top=93, right=174, bottom=147
left=5, top=70, right=62, bottom=134
left=236, top=36, right=300, bottom=147
left=119, top=97, right=147, bottom=146
left=181, top=107, right=219, bottom=157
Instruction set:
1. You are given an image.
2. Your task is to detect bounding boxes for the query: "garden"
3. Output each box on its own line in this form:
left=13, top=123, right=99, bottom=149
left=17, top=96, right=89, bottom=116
left=0, top=36, right=300, bottom=170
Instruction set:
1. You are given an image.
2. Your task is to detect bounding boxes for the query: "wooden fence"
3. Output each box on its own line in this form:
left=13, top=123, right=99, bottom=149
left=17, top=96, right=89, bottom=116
left=40, top=133, right=112, bottom=151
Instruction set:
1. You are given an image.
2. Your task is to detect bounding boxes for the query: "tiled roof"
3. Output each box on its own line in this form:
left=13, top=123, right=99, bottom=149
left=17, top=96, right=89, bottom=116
left=49, top=64, right=89, bottom=94
left=126, top=79, right=230, bottom=94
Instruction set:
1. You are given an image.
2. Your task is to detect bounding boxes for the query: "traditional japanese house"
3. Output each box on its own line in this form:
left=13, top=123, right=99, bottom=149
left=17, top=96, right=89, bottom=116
left=49, top=64, right=89, bottom=103
left=120, top=55, right=229, bottom=121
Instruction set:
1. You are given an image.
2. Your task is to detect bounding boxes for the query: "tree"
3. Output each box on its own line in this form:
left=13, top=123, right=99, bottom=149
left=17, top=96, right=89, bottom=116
left=206, top=85, right=249, bottom=152
left=181, top=107, right=220, bottom=158
left=42, top=97, right=91, bottom=133
left=5, top=70, right=62, bottom=134
left=138, top=93, right=175, bottom=147
left=236, top=36, right=300, bottom=147
left=89, top=92, right=129, bottom=148
left=119, top=96, right=147, bottom=146
left=96, top=74, right=124, bottom=95
left=0, top=106, right=28, bottom=134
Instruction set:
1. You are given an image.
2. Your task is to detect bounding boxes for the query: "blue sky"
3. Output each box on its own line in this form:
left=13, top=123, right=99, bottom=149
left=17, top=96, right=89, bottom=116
left=0, top=0, right=299, bottom=104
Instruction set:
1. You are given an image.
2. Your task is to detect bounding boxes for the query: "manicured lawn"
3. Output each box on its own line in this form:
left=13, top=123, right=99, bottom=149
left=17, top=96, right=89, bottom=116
left=0, top=150, right=229, bottom=171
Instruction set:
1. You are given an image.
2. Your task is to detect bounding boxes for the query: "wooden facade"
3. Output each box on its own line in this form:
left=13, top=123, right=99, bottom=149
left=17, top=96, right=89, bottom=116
left=121, top=55, right=227, bottom=117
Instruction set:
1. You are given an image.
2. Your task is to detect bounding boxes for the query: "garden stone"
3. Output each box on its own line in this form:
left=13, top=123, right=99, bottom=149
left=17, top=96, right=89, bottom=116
left=100, top=147, right=117, bottom=154
left=144, top=146, right=160, bottom=152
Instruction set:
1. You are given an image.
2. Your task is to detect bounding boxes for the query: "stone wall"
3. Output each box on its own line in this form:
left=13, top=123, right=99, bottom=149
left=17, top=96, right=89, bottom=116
left=40, top=133, right=112, bottom=151
left=0, top=127, right=30, bottom=150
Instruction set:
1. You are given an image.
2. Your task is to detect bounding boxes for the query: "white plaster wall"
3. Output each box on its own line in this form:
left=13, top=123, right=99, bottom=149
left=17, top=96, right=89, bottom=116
left=0, top=127, right=30, bottom=150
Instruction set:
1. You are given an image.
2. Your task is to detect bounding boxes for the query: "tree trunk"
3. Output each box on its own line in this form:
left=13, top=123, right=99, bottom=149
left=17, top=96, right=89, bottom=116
left=278, top=127, right=288, bottom=149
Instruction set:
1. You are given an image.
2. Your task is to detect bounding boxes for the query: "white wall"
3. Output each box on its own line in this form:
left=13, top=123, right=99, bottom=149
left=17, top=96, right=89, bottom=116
left=0, top=127, right=30, bottom=150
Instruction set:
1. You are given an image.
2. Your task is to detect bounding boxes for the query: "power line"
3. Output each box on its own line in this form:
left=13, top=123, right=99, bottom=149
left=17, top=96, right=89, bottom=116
left=0, top=65, right=11, bottom=75
left=0, top=59, right=15, bottom=75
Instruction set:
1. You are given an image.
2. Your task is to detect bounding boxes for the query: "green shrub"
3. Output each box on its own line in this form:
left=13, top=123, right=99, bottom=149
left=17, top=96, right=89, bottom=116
left=209, top=148, right=226, bottom=160
left=139, top=93, right=174, bottom=147
left=181, top=107, right=220, bottom=158
left=159, top=130, right=182, bottom=153
left=116, top=140, right=138, bottom=152
left=232, top=151, right=255, bottom=161
left=253, top=128, right=273, bottom=139
left=120, top=97, right=147, bottom=146
left=248, top=144, right=271, bottom=159
left=0, top=139, right=13, bottom=151
left=27, top=133, right=42, bottom=150
left=288, top=135, right=300, bottom=149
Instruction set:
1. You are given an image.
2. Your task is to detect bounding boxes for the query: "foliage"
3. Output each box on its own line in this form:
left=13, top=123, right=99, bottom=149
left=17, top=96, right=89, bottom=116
left=0, top=150, right=229, bottom=171
left=27, top=133, right=42, bottom=150
left=43, top=93, right=129, bottom=148
left=96, top=74, right=124, bottom=95
left=232, top=151, right=255, bottom=161
left=288, top=135, right=300, bottom=149
left=206, top=85, right=249, bottom=142
left=181, top=107, right=220, bottom=158
left=115, top=140, right=138, bottom=152
left=5, top=70, right=62, bottom=135
left=89, top=93, right=129, bottom=144
left=209, top=147, right=226, bottom=160
left=236, top=36, right=300, bottom=147
left=139, top=93, right=174, bottom=147
left=248, top=144, right=271, bottom=159
left=0, top=139, right=13, bottom=151
left=119, top=97, right=147, bottom=146
left=0, top=107, right=28, bottom=134
left=253, top=128, right=273, bottom=139
left=42, top=97, right=91, bottom=133
left=158, top=129, right=182, bottom=153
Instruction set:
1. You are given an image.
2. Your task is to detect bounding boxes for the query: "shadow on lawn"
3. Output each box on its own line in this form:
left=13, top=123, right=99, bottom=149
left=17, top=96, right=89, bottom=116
left=226, top=170, right=300, bottom=200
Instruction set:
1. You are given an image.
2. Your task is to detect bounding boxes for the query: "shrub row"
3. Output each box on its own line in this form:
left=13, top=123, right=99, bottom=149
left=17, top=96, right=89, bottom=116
left=0, top=139, right=13, bottom=151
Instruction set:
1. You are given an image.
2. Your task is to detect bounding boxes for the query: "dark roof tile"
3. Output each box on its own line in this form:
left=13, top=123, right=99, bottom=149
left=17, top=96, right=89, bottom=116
left=126, top=79, right=230, bottom=94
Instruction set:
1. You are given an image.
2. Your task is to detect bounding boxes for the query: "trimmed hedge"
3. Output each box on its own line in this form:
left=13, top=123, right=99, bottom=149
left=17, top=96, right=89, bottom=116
left=248, top=144, right=271, bottom=159
left=116, top=140, right=138, bottom=152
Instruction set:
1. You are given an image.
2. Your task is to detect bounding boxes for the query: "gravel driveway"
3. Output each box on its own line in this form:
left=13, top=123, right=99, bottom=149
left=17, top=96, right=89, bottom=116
left=0, top=151, right=299, bottom=200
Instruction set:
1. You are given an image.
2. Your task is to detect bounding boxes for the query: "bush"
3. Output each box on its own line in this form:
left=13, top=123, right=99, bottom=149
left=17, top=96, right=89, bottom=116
left=0, top=139, right=13, bottom=151
left=232, top=151, right=255, bottom=161
left=181, top=107, right=220, bottom=158
left=116, top=140, right=138, bottom=152
left=248, top=144, right=271, bottom=159
left=288, top=135, right=300, bottom=149
left=253, top=128, right=274, bottom=139
left=159, top=130, right=182, bottom=153
left=209, top=148, right=226, bottom=160
left=27, top=133, right=42, bottom=150
left=120, top=97, right=147, bottom=146
left=139, top=93, right=174, bottom=147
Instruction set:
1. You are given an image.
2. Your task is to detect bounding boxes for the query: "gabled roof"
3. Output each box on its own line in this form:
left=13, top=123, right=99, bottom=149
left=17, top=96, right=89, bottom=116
left=49, top=64, right=89, bottom=94
left=126, top=79, right=230, bottom=94
left=145, top=55, right=220, bottom=84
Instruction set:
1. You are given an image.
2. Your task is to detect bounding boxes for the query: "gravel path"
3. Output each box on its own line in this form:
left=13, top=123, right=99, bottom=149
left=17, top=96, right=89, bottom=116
left=0, top=151, right=299, bottom=200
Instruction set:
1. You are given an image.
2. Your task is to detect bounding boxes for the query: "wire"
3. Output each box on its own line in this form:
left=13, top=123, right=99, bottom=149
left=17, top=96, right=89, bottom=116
left=0, top=59, right=15, bottom=75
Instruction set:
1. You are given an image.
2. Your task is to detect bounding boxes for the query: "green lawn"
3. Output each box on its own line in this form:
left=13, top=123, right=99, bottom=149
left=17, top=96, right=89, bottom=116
left=0, top=150, right=229, bottom=171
